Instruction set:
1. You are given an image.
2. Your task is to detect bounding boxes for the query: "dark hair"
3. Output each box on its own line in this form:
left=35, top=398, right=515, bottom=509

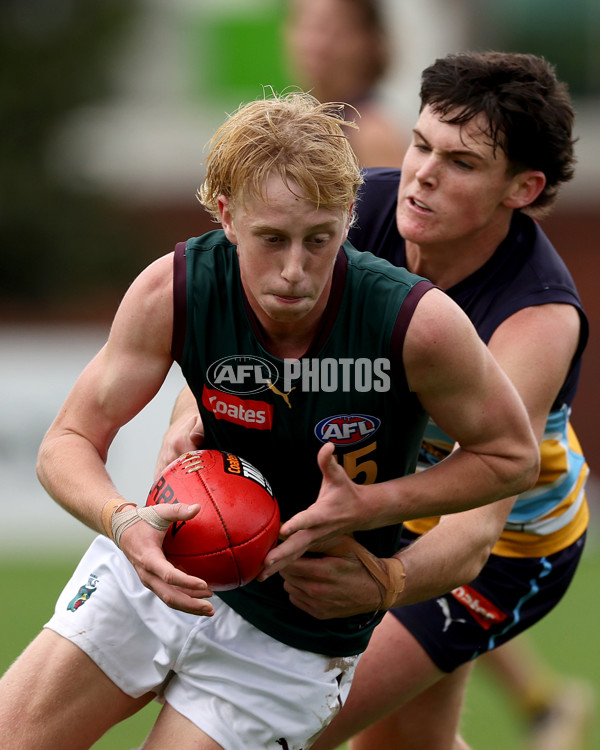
left=419, top=51, right=576, bottom=216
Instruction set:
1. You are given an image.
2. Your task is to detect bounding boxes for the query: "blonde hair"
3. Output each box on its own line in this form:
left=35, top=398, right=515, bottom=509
left=198, top=90, right=363, bottom=221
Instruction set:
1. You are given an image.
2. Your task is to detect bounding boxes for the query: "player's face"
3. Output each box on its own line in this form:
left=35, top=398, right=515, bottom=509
left=397, top=105, right=524, bottom=251
left=219, top=175, right=351, bottom=332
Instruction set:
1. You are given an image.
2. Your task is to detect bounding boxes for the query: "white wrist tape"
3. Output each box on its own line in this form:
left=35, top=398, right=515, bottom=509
left=110, top=506, right=172, bottom=549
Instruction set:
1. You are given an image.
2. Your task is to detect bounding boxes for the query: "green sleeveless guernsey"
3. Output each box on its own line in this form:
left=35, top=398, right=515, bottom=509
left=172, top=230, right=433, bottom=656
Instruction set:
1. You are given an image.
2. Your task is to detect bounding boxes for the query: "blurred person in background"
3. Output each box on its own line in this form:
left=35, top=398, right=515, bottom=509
left=283, top=0, right=408, bottom=167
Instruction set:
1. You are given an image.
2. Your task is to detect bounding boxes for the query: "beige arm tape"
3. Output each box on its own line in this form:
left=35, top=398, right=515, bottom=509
left=328, top=536, right=406, bottom=610
left=100, top=499, right=171, bottom=548
left=101, top=500, right=135, bottom=538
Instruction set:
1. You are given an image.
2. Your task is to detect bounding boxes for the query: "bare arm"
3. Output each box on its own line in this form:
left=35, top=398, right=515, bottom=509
left=262, top=289, right=539, bottom=576
left=279, top=498, right=514, bottom=618
left=383, top=289, right=541, bottom=521
left=387, top=302, right=581, bottom=600
left=37, top=255, right=175, bottom=524
left=37, top=254, right=214, bottom=615
left=279, top=303, right=580, bottom=616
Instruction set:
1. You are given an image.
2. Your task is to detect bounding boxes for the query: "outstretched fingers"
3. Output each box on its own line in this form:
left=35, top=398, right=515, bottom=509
left=260, top=443, right=365, bottom=579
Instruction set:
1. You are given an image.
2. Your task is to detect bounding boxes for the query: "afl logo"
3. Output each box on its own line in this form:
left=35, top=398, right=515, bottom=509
left=314, top=414, right=381, bottom=445
left=206, top=356, right=280, bottom=396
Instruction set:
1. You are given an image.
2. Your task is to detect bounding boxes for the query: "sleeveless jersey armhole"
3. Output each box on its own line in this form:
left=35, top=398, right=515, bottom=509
left=171, top=241, right=188, bottom=362
left=389, top=280, right=436, bottom=378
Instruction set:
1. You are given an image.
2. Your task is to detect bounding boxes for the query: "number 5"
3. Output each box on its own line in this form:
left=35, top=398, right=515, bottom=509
left=342, top=442, right=378, bottom=484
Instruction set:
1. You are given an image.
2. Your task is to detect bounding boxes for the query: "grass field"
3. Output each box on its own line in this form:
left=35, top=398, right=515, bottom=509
left=1, top=545, right=598, bottom=750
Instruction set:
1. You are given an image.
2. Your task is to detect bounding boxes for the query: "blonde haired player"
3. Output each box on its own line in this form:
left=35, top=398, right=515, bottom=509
left=0, top=91, right=538, bottom=750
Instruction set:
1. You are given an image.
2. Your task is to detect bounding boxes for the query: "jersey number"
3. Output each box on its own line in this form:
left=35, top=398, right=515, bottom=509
left=340, top=442, right=378, bottom=484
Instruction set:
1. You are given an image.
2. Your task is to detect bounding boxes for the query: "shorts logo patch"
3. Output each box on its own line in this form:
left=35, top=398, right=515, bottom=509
left=450, top=584, right=508, bottom=630
left=67, top=574, right=99, bottom=612
left=436, top=596, right=468, bottom=632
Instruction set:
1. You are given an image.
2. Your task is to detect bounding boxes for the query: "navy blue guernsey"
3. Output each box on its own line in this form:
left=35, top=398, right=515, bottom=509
left=349, top=168, right=588, bottom=411
left=349, top=169, right=590, bottom=557
left=172, top=230, right=433, bottom=655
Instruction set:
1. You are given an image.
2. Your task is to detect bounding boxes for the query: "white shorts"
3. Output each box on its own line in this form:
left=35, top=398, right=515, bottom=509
left=45, top=536, right=357, bottom=750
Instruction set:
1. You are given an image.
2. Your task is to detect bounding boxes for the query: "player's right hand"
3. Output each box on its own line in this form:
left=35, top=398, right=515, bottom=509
left=118, top=501, right=215, bottom=616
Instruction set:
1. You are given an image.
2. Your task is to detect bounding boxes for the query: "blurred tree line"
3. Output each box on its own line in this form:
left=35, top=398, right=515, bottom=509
left=0, top=0, right=146, bottom=320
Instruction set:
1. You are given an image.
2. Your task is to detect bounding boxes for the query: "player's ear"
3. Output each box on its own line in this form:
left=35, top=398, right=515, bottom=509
left=342, top=201, right=355, bottom=241
left=503, top=171, right=546, bottom=210
left=218, top=195, right=238, bottom=244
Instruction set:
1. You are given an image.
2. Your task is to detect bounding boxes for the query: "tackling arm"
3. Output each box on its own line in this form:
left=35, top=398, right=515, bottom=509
left=262, top=289, right=539, bottom=576
left=385, top=302, right=581, bottom=605
left=278, top=302, right=581, bottom=616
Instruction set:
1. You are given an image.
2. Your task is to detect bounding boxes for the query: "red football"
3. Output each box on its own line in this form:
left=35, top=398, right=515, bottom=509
left=146, top=449, right=280, bottom=590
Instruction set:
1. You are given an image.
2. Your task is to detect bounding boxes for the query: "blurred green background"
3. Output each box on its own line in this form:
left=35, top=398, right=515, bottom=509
left=1, top=1, right=598, bottom=747
left=2, top=0, right=599, bottom=316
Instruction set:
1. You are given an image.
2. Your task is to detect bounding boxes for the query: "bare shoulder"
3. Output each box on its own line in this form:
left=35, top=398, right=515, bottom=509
left=37, top=253, right=178, bottom=457
left=487, top=303, right=581, bottom=382
left=403, top=288, right=487, bottom=392
left=488, top=303, right=582, bottom=434
left=405, top=287, right=477, bottom=351
left=491, top=302, right=581, bottom=347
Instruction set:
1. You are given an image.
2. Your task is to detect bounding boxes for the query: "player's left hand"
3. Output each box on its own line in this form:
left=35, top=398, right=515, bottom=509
left=260, top=442, right=372, bottom=578
left=154, top=413, right=205, bottom=480
left=279, top=538, right=384, bottom=618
